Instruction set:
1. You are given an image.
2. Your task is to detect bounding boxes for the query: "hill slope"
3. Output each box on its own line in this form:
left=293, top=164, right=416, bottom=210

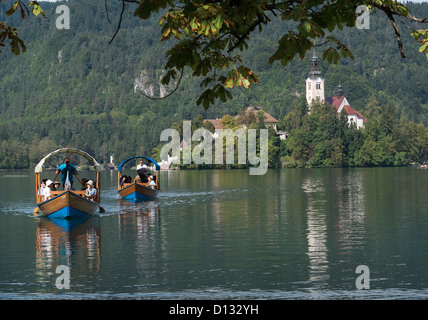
left=0, top=0, right=427, bottom=168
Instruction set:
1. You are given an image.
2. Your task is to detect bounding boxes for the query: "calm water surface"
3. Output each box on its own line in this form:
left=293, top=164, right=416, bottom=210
left=0, top=168, right=427, bottom=300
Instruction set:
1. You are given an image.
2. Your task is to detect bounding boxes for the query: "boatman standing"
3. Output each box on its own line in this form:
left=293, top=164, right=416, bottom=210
left=56, top=157, right=78, bottom=190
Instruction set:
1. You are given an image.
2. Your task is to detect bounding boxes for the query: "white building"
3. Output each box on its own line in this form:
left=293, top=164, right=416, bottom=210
left=325, top=85, right=366, bottom=129
left=306, top=50, right=366, bottom=129
left=306, top=49, right=325, bottom=105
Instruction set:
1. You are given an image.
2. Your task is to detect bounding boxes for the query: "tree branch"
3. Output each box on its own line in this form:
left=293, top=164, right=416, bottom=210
left=109, top=0, right=125, bottom=44
left=139, top=68, right=185, bottom=101
left=385, top=10, right=406, bottom=59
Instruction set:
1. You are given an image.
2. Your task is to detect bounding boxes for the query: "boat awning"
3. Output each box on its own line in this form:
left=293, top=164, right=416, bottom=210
left=117, top=156, right=160, bottom=172
left=35, top=148, right=101, bottom=173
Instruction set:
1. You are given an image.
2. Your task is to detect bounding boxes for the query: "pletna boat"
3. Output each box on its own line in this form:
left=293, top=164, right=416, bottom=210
left=117, top=156, right=161, bottom=202
left=34, top=148, right=102, bottom=219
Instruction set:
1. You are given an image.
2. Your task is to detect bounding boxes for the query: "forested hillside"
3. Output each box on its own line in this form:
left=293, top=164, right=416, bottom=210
left=0, top=0, right=427, bottom=169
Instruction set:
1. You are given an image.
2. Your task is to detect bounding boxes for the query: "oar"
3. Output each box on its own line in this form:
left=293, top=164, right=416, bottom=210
left=159, top=188, right=169, bottom=197
left=52, top=171, right=59, bottom=184
left=74, top=175, right=84, bottom=188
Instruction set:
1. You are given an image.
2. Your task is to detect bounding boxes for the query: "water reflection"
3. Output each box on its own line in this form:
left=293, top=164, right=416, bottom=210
left=116, top=201, right=162, bottom=283
left=1, top=168, right=426, bottom=299
left=302, top=175, right=329, bottom=287
left=117, top=200, right=160, bottom=240
left=35, top=217, right=101, bottom=291
left=333, top=170, right=366, bottom=259
left=302, top=170, right=368, bottom=290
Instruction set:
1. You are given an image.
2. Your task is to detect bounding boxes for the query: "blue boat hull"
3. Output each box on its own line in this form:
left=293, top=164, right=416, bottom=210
left=118, top=183, right=158, bottom=202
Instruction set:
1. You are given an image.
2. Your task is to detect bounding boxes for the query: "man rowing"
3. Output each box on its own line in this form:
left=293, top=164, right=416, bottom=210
left=56, top=157, right=78, bottom=190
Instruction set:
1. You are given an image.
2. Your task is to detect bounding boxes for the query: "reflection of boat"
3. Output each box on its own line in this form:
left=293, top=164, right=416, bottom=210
left=117, top=156, right=161, bottom=202
left=45, top=213, right=91, bottom=231
left=35, top=148, right=102, bottom=219
left=35, top=216, right=102, bottom=283
left=117, top=201, right=160, bottom=237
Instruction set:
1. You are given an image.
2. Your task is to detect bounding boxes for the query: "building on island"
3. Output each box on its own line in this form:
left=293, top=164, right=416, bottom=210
left=204, top=106, right=287, bottom=140
left=306, top=49, right=366, bottom=129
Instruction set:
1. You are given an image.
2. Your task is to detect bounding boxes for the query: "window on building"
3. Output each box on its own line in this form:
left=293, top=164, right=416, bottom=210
left=316, top=83, right=321, bottom=90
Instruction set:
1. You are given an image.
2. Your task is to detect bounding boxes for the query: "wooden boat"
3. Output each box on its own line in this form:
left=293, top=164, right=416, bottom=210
left=35, top=148, right=102, bottom=219
left=117, top=156, right=161, bottom=202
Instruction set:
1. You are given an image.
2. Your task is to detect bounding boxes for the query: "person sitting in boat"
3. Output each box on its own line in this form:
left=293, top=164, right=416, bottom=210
left=136, top=163, right=149, bottom=183
left=44, top=180, right=54, bottom=200
left=147, top=174, right=156, bottom=189
left=80, top=178, right=88, bottom=190
left=134, top=174, right=142, bottom=183
left=120, top=175, right=126, bottom=187
left=51, top=181, right=60, bottom=191
left=39, top=179, right=47, bottom=201
left=85, top=180, right=97, bottom=201
left=56, top=157, right=78, bottom=190
left=120, top=175, right=132, bottom=186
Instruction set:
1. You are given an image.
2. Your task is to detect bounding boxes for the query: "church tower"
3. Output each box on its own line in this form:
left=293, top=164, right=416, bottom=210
left=306, top=48, right=325, bottom=106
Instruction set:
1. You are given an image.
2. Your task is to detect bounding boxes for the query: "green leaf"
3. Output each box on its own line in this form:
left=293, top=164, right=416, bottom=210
left=213, top=15, right=223, bottom=30
left=6, top=2, right=19, bottom=16
left=29, top=2, right=46, bottom=18
left=418, top=41, right=428, bottom=53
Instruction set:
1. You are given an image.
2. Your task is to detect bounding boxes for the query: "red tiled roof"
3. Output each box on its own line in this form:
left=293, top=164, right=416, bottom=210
left=343, top=105, right=367, bottom=123
left=325, top=96, right=345, bottom=111
left=204, top=109, right=278, bottom=130
left=203, top=119, right=224, bottom=130
left=251, top=110, right=278, bottom=123
left=326, top=96, right=366, bottom=123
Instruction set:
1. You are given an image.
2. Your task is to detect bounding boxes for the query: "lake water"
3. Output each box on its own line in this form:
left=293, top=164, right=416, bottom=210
left=0, top=167, right=427, bottom=300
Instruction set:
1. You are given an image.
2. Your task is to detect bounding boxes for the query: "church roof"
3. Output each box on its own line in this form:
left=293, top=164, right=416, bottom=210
left=250, top=109, right=278, bottom=123
left=342, top=105, right=367, bottom=123
left=325, top=96, right=345, bottom=110
left=203, top=108, right=278, bottom=130
left=326, top=95, right=367, bottom=123
left=203, top=119, right=223, bottom=130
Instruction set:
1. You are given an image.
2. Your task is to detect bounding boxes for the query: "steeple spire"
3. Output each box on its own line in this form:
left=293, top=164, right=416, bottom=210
left=308, top=48, right=321, bottom=78
left=336, top=83, right=344, bottom=98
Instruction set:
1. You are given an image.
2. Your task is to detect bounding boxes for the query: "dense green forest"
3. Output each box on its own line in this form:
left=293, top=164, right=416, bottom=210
left=0, top=0, right=427, bottom=169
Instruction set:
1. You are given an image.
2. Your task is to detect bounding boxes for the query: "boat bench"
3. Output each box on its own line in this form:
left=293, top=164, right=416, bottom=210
left=50, top=190, right=86, bottom=197
left=119, top=182, right=154, bottom=190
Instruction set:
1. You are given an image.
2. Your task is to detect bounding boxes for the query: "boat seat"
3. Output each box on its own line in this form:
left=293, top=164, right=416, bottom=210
left=49, top=190, right=86, bottom=197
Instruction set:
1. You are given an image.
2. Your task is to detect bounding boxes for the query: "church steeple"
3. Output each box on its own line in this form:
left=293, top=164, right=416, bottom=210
left=336, top=83, right=344, bottom=98
left=308, top=48, right=322, bottom=78
left=306, top=48, right=325, bottom=106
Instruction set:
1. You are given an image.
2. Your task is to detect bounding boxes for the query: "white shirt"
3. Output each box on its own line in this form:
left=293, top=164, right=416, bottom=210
left=137, top=163, right=147, bottom=170
left=44, top=187, right=51, bottom=200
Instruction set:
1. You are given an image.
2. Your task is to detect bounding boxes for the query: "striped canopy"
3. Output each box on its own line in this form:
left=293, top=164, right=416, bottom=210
left=35, top=148, right=101, bottom=173
left=117, top=156, right=160, bottom=172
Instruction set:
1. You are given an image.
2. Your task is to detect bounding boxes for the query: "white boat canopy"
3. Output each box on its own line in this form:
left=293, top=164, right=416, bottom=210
left=35, top=148, right=101, bottom=173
